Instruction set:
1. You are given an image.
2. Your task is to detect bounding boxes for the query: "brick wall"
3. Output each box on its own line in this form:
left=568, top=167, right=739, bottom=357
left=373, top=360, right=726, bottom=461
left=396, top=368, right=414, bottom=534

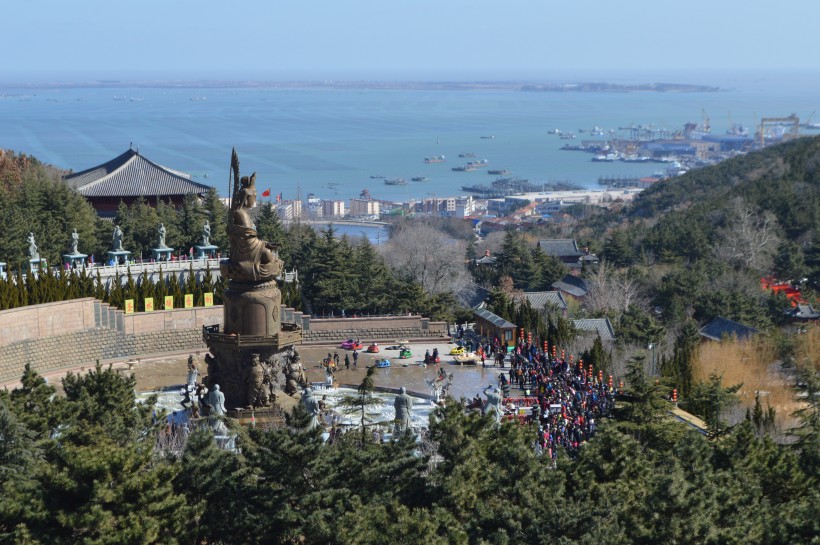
left=0, top=298, right=97, bottom=346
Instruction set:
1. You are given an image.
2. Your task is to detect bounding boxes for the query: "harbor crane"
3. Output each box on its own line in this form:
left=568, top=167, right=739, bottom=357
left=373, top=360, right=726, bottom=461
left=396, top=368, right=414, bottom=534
left=758, top=114, right=800, bottom=148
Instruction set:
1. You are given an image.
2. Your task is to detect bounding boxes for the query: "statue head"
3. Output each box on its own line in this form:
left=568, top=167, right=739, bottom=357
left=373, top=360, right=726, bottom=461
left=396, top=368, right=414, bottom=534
left=399, top=387, right=406, bottom=395
left=251, top=353, right=260, bottom=365
left=213, top=384, right=221, bottom=392
left=237, top=173, right=257, bottom=209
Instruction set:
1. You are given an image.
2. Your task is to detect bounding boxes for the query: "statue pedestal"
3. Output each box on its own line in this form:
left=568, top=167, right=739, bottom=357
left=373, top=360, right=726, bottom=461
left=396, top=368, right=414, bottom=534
left=107, top=250, right=131, bottom=265
left=62, top=253, right=88, bottom=270
left=0, top=262, right=6, bottom=280
left=202, top=280, right=302, bottom=410
left=152, top=248, right=174, bottom=261
left=195, top=245, right=219, bottom=259
left=28, top=258, right=47, bottom=275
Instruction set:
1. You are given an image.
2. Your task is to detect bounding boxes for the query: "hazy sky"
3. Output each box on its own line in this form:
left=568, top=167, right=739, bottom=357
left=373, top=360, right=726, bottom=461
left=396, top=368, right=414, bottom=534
left=4, top=0, right=819, bottom=82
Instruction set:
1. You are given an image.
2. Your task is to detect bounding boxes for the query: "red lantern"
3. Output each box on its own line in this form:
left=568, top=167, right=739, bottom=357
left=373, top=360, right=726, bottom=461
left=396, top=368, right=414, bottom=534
left=608, top=375, right=613, bottom=391
left=672, top=388, right=678, bottom=403
left=543, top=341, right=548, bottom=353
left=598, top=370, right=603, bottom=382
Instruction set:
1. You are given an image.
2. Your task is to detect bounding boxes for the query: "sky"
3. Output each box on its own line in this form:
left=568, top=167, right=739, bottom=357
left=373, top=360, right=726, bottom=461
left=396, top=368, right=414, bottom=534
left=3, top=0, right=820, bottom=83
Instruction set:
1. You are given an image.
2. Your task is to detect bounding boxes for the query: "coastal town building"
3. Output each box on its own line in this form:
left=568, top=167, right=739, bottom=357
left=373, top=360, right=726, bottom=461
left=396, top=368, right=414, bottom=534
left=276, top=200, right=303, bottom=221
left=349, top=198, right=380, bottom=218
left=63, top=148, right=212, bottom=218
left=322, top=200, right=346, bottom=219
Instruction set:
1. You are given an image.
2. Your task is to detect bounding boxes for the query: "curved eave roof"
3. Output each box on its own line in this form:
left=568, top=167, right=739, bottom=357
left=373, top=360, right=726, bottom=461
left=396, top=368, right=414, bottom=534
left=64, top=149, right=212, bottom=198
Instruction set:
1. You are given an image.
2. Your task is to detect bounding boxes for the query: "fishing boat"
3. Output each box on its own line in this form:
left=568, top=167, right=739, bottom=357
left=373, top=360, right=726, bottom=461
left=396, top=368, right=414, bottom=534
left=411, top=176, right=429, bottom=182
left=487, top=169, right=509, bottom=175
left=424, top=155, right=446, bottom=163
left=384, top=178, right=407, bottom=185
left=452, top=165, right=477, bottom=172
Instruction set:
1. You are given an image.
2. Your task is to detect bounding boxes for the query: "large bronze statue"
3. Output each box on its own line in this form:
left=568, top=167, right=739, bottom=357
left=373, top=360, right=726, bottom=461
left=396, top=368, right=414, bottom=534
left=222, top=172, right=282, bottom=282
left=202, top=149, right=302, bottom=413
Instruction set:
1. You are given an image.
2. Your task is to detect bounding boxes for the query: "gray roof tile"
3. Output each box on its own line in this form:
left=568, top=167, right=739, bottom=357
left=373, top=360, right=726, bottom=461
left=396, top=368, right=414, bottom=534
left=64, top=149, right=212, bottom=198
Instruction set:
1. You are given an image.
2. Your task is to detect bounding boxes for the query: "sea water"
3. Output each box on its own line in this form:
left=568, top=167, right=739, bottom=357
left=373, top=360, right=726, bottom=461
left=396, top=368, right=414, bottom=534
left=1, top=74, right=818, bottom=203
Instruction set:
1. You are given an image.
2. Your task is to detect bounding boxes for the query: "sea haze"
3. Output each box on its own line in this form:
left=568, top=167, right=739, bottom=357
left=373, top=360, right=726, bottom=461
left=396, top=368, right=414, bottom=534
left=1, top=73, right=818, bottom=202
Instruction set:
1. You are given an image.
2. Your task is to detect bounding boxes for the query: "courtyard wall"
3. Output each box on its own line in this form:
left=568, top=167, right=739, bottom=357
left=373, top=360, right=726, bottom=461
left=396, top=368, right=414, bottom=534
left=0, top=299, right=448, bottom=384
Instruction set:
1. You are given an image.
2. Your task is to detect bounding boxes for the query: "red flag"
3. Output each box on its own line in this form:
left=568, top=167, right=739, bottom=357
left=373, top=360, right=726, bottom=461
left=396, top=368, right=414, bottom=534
left=261, top=188, right=271, bottom=197
left=276, top=192, right=282, bottom=203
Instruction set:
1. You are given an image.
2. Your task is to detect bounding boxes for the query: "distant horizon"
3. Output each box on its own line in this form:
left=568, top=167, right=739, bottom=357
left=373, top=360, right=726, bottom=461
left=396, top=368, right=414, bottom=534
left=3, top=67, right=818, bottom=91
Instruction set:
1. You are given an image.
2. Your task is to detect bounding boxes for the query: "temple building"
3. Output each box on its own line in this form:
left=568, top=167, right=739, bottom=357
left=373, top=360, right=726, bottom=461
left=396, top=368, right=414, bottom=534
left=63, top=148, right=212, bottom=217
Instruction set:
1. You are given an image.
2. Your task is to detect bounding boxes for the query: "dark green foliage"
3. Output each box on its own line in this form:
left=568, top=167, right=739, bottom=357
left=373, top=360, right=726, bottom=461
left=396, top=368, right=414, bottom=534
left=682, top=372, right=742, bottom=438
left=1, top=359, right=818, bottom=544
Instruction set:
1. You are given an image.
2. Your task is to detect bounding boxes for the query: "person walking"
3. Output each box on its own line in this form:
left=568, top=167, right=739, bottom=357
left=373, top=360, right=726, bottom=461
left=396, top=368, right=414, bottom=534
left=344, top=354, right=350, bottom=370
left=352, top=349, right=359, bottom=368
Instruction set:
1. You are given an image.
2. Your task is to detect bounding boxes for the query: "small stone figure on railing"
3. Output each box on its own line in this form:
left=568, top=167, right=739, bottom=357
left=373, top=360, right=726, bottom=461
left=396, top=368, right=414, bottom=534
left=69, top=228, right=79, bottom=255
left=112, top=225, right=124, bottom=252
left=157, top=223, right=167, bottom=249
left=27, top=232, right=39, bottom=260
left=202, top=220, right=211, bottom=246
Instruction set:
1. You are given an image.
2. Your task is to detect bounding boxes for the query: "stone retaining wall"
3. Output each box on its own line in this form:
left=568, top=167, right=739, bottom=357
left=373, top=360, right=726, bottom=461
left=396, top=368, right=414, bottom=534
left=0, top=298, right=448, bottom=384
left=0, top=327, right=208, bottom=384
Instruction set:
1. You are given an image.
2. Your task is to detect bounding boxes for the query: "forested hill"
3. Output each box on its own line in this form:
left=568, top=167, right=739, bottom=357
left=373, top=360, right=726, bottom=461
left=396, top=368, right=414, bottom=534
left=628, top=135, right=820, bottom=243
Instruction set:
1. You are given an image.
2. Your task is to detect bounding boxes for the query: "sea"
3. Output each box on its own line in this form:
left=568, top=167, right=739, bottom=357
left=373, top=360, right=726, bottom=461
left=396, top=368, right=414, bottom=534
left=2, top=72, right=819, bottom=208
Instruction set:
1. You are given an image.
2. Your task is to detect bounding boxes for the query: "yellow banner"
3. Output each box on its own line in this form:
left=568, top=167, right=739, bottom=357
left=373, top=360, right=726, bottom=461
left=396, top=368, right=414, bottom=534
left=144, top=298, right=154, bottom=312
left=184, top=294, right=194, bottom=308
left=164, top=296, right=174, bottom=310
left=124, top=299, right=134, bottom=314
left=204, top=292, right=214, bottom=307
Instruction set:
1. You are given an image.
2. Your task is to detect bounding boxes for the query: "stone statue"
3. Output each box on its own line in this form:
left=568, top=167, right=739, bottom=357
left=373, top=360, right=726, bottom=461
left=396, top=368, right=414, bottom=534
left=483, top=384, right=502, bottom=424
left=202, top=220, right=211, bottom=246
left=157, top=223, right=167, bottom=249
left=69, top=228, right=79, bottom=255
left=186, top=355, right=198, bottom=387
left=284, top=347, right=307, bottom=396
left=224, top=173, right=283, bottom=282
left=246, top=354, right=268, bottom=408
left=27, top=232, right=39, bottom=260
left=301, top=387, right=321, bottom=429
left=112, top=225, right=124, bottom=252
left=393, top=386, right=414, bottom=435
left=208, top=384, right=226, bottom=416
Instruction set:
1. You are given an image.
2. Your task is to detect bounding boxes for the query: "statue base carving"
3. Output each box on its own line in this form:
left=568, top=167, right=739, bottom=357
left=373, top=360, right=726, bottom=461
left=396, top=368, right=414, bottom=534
left=202, top=280, right=302, bottom=411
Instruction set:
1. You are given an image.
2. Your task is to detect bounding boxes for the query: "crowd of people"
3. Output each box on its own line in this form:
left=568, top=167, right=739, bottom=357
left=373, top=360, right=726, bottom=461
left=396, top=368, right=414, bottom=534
left=471, top=338, right=617, bottom=459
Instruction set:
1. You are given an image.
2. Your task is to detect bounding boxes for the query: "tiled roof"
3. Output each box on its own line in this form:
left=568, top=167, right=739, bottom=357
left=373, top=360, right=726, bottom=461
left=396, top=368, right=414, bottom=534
left=456, top=284, right=491, bottom=309
left=64, top=149, right=212, bottom=198
left=524, top=291, right=567, bottom=311
left=538, top=239, right=584, bottom=258
left=551, top=274, right=588, bottom=297
left=473, top=308, right=516, bottom=329
left=572, top=318, right=615, bottom=341
left=699, top=316, right=759, bottom=342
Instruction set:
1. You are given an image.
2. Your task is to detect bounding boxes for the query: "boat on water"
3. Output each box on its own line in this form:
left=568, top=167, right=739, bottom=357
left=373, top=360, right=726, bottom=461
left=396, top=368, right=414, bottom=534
left=467, top=159, right=489, bottom=168
left=592, top=153, right=619, bottom=162
left=458, top=152, right=477, bottom=158
left=424, top=155, right=446, bottom=163
left=452, top=165, right=477, bottom=172
left=487, top=169, right=508, bottom=175
left=370, top=175, right=385, bottom=179
left=384, top=178, right=407, bottom=185
left=480, top=135, right=495, bottom=139
left=411, top=176, right=429, bottom=182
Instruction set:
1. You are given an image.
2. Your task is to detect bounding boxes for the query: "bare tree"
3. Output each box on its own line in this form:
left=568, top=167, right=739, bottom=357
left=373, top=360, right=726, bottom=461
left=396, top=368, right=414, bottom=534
left=381, top=223, right=471, bottom=295
left=714, top=197, right=779, bottom=273
left=584, top=260, right=644, bottom=316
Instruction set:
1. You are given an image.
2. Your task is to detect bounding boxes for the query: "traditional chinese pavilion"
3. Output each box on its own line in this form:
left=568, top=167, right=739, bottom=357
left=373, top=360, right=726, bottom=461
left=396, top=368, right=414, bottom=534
left=63, top=148, right=212, bottom=217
